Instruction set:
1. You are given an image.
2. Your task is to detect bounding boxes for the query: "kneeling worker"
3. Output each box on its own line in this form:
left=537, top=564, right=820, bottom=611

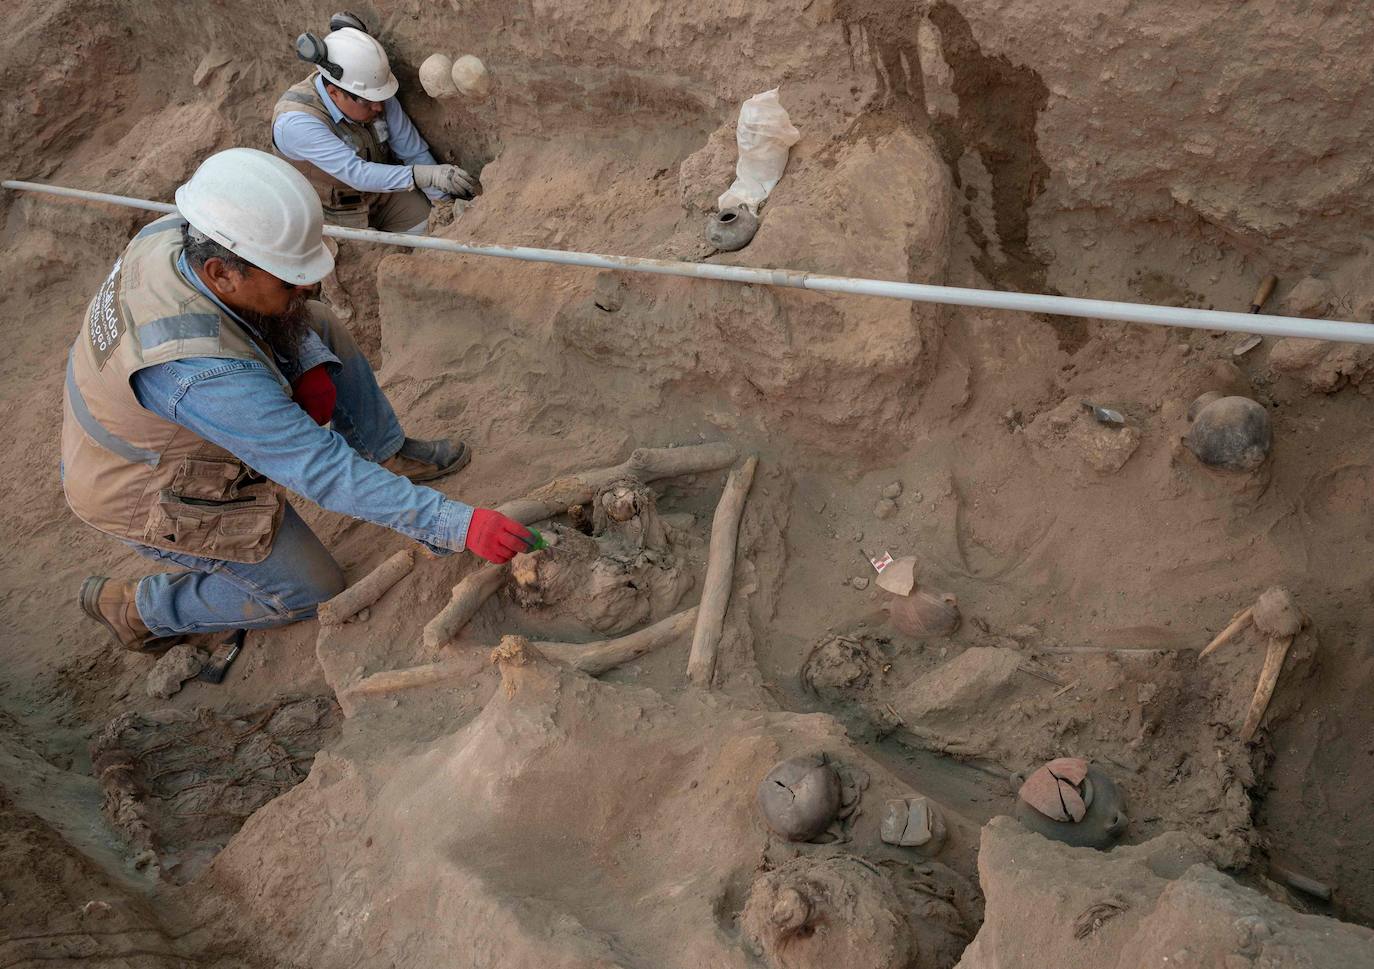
left=65, top=148, right=532, bottom=651
left=272, top=18, right=475, bottom=233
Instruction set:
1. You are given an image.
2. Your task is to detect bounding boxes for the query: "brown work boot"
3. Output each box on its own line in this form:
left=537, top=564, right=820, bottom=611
left=380, top=437, right=472, bottom=483
left=80, top=577, right=153, bottom=652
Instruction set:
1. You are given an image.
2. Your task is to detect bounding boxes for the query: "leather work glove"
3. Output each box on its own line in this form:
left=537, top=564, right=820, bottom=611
left=291, top=364, right=337, bottom=426
left=412, top=163, right=476, bottom=200
left=464, top=509, right=535, bottom=563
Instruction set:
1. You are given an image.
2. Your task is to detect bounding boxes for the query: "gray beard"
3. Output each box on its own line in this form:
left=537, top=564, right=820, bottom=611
left=240, top=292, right=313, bottom=362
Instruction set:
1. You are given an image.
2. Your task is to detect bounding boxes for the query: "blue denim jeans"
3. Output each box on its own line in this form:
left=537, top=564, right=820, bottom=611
left=131, top=314, right=405, bottom=636
left=133, top=504, right=347, bottom=636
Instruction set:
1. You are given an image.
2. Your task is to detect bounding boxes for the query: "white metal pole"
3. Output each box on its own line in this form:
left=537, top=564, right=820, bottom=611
left=6, top=177, right=1371, bottom=345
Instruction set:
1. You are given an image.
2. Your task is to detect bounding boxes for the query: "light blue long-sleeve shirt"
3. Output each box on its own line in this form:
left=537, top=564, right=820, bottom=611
left=272, top=75, right=446, bottom=201
left=126, top=251, right=473, bottom=554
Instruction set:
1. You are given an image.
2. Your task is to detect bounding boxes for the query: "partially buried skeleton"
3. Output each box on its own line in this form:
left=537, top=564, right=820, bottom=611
left=507, top=477, right=695, bottom=635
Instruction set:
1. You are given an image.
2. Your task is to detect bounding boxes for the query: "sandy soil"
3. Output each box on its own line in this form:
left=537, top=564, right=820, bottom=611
left=3, top=0, right=1374, bottom=966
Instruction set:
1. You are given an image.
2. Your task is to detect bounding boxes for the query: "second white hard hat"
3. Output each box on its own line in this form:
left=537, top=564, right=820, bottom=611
left=174, top=148, right=335, bottom=285
left=319, top=26, right=398, bottom=101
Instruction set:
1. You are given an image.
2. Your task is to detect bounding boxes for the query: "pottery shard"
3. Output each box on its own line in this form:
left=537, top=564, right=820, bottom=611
left=1018, top=758, right=1090, bottom=823
left=1044, top=757, right=1089, bottom=786
left=887, top=589, right=960, bottom=638
left=875, top=556, right=917, bottom=596
left=1017, top=768, right=1070, bottom=821
left=880, top=796, right=939, bottom=847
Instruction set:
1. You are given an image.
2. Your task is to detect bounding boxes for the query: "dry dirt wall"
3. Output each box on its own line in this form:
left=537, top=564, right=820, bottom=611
left=364, top=0, right=1374, bottom=452
left=916, top=0, right=1374, bottom=306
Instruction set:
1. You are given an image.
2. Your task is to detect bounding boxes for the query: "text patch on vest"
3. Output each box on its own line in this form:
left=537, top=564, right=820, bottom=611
left=88, top=257, right=124, bottom=370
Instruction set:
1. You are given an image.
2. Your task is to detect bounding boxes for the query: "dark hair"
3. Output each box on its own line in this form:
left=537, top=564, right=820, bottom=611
left=181, top=222, right=253, bottom=276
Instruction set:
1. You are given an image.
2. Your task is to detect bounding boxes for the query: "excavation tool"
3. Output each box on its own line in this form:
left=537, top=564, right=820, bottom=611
left=1080, top=401, right=1125, bottom=426
left=7, top=181, right=1374, bottom=345
left=197, top=629, right=244, bottom=684
left=1227, top=276, right=1279, bottom=356
left=1249, top=274, right=1279, bottom=314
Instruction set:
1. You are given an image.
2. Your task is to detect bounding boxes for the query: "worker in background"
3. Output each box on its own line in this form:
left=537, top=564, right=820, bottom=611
left=271, top=14, right=475, bottom=234
left=65, top=148, right=532, bottom=653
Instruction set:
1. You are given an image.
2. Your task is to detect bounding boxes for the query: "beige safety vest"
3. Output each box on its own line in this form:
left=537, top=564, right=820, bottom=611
left=272, top=76, right=393, bottom=225
left=60, top=215, right=295, bottom=563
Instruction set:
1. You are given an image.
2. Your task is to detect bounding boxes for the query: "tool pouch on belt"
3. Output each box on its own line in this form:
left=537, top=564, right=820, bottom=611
left=142, top=458, right=284, bottom=563
left=324, top=190, right=373, bottom=229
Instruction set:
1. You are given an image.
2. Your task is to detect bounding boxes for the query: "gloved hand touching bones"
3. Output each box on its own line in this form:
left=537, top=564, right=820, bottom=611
left=412, top=163, right=476, bottom=200
left=464, top=508, right=535, bottom=564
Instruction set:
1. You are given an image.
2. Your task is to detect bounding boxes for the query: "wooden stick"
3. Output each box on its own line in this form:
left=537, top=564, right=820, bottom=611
left=1268, top=863, right=1333, bottom=901
left=533, top=607, right=698, bottom=676
left=495, top=443, right=738, bottom=526
left=318, top=549, right=415, bottom=625
left=336, top=657, right=475, bottom=715
left=422, top=563, right=508, bottom=650
left=1248, top=275, right=1278, bottom=314
left=686, top=456, right=758, bottom=688
left=1036, top=646, right=1173, bottom=657
left=1240, top=634, right=1294, bottom=741
left=340, top=609, right=698, bottom=713
left=1017, top=665, right=1065, bottom=686
left=1199, top=607, right=1253, bottom=658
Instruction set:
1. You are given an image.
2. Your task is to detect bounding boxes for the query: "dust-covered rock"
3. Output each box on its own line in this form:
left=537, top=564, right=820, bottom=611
left=145, top=645, right=207, bottom=699
left=896, top=647, right=1022, bottom=727
left=1281, top=277, right=1333, bottom=318
left=956, top=817, right=1374, bottom=969
left=1270, top=338, right=1374, bottom=394
left=1025, top=399, right=1141, bottom=475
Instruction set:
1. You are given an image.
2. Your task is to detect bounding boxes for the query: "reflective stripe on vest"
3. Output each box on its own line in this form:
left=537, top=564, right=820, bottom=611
left=65, top=349, right=160, bottom=467
left=132, top=219, right=185, bottom=241
left=136, top=312, right=221, bottom=349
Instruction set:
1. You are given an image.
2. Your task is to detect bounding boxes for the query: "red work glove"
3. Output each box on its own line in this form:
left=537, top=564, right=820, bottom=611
left=291, top=365, right=337, bottom=426
left=464, top=509, right=534, bottom=563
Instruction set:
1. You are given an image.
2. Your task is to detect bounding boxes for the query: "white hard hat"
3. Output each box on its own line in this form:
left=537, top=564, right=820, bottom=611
left=174, top=148, right=334, bottom=286
left=320, top=27, right=397, bottom=101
